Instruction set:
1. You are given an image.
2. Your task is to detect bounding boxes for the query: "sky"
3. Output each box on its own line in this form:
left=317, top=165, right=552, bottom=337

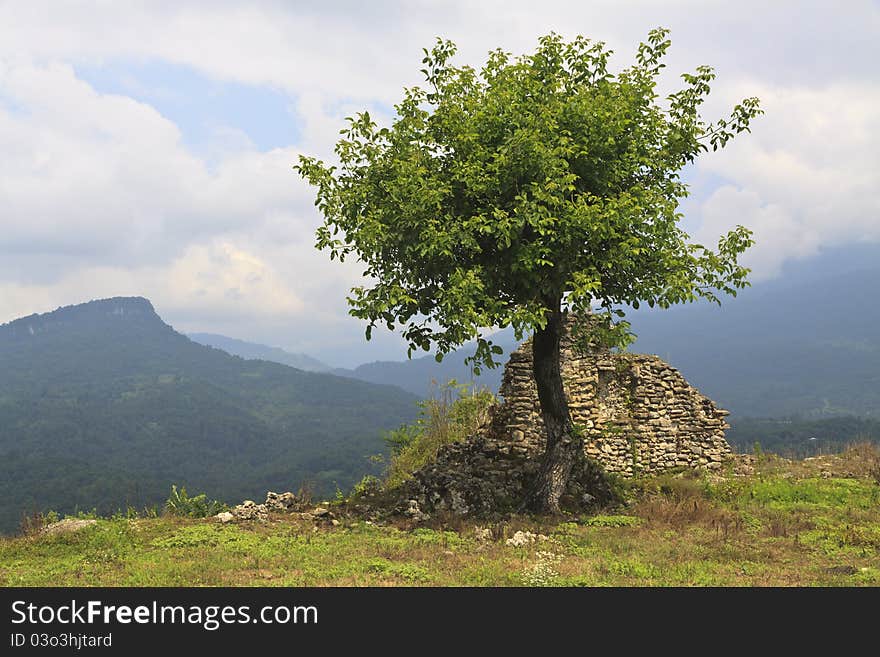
left=0, top=1, right=877, bottom=367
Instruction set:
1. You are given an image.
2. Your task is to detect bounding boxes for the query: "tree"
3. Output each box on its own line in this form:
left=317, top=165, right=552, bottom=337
left=295, top=28, right=762, bottom=513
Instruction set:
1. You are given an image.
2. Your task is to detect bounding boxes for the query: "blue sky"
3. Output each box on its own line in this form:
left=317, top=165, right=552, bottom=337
left=77, top=60, right=302, bottom=157
left=0, top=1, right=877, bottom=366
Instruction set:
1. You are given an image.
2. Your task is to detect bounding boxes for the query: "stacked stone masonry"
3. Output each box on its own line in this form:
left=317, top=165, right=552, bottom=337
left=481, top=322, right=731, bottom=476
left=397, top=316, right=733, bottom=518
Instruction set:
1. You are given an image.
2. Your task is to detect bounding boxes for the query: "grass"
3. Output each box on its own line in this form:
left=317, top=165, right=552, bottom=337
left=2, top=445, right=879, bottom=587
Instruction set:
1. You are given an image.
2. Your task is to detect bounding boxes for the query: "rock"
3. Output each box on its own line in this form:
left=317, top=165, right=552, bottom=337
left=825, top=565, right=857, bottom=576
left=330, top=519, right=340, bottom=527
left=230, top=500, right=268, bottom=521
left=379, top=313, right=732, bottom=520
left=312, top=507, right=331, bottom=518
left=265, top=491, right=301, bottom=512
left=41, top=518, right=97, bottom=536
left=215, top=512, right=234, bottom=523
left=505, top=530, right=537, bottom=547
left=473, top=527, right=493, bottom=541
left=403, top=499, right=430, bottom=522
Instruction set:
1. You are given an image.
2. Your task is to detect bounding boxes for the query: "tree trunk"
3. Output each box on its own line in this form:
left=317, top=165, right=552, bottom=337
left=522, top=304, right=583, bottom=514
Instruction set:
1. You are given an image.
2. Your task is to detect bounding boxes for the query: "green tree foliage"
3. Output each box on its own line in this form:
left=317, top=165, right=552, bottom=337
left=164, top=485, right=228, bottom=518
left=296, top=29, right=762, bottom=512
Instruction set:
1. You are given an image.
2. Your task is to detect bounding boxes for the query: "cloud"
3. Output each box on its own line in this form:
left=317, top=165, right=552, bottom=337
left=0, top=1, right=877, bottom=363
left=695, top=186, right=821, bottom=280
left=691, top=80, right=880, bottom=278
left=0, top=60, right=316, bottom=272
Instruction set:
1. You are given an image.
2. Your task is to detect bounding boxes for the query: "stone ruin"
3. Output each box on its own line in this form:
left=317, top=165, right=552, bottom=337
left=489, top=323, right=731, bottom=476
left=396, top=315, right=732, bottom=518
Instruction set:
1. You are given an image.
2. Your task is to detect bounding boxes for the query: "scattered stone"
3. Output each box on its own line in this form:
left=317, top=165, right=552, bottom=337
left=312, top=507, right=331, bottom=518
left=230, top=500, right=268, bottom=522
left=403, top=499, right=430, bottom=522
left=265, top=491, right=302, bottom=512
left=825, top=565, right=858, bottom=576
left=41, top=518, right=97, bottom=536
left=473, top=527, right=493, bottom=541
left=330, top=519, right=340, bottom=527
left=215, top=512, right=234, bottom=524
left=505, top=530, right=537, bottom=547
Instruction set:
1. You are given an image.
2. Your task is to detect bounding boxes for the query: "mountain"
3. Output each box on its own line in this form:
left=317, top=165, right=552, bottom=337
left=326, top=244, right=880, bottom=418
left=188, top=332, right=331, bottom=372
left=332, top=341, right=515, bottom=398
left=627, top=243, right=880, bottom=419
left=184, top=331, right=510, bottom=398
left=0, top=297, right=419, bottom=534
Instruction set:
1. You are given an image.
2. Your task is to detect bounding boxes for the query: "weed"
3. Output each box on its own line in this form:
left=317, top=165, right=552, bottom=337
left=18, top=510, right=59, bottom=537
left=582, top=515, right=642, bottom=528
left=521, top=550, right=563, bottom=586
left=164, top=485, right=227, bottom=518
left=384, top=381, right=495, bottom=489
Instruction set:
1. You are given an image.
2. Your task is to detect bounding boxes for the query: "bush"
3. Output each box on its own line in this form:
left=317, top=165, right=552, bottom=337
left=164, top=485, right=227, bottom=518
left=18, top=510, right=59, bottom=537
left=384, top=380, right=495, bottom=489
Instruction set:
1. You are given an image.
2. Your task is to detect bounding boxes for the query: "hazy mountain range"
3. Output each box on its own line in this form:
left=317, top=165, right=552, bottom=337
left=626, top=242, right=880, bottom=419
left=2, top=243, right=878, bottom=532
left=188, top=333, right=332, bottom=373
left=192, top=243, right=880, bottom=420
left=0, top=298, right=418, bottom=533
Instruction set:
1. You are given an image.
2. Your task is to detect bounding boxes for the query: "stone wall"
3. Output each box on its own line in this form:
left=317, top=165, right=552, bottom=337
left=482, top=322, right=731, bottom=476
left=395, top=315, right=732, bottom=518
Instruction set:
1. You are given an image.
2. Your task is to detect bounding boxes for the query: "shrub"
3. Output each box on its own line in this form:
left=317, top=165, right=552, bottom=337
left=18, top=510, right=59, bottom=537
left=164, top=485, right=227, bottom=518
left=582, top=515, right=642, bottom=528
left=349, top=475, right=382, bottom=499
left=384, top=380, right=495, bottom=488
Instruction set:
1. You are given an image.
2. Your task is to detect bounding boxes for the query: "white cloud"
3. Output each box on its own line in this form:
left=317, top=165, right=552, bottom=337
left=0, top=60, right=316, bottom=269
left=695, top=186, right=822, bottom=280
left=691, top=80, right=880, bottom=278
left=0, top=1, right=877, bottom=363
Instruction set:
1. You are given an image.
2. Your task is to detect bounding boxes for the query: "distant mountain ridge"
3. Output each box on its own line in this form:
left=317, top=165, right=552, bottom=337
left=186, top=328, right=514, bottom=398
left=188, top=332, right=332, bottom=372
left=331, top=345, right=514, bottom=399
left=191, top=244, right=880, bottom=419
left=627, top=245, right=880, bottom=419
left=0, top=297, right=418, bottom=534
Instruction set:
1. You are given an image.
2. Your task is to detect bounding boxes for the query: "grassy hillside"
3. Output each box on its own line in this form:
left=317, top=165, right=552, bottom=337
left=2, top=448, right=878, bottom=586
left=0, top=297, right=419, bottom=534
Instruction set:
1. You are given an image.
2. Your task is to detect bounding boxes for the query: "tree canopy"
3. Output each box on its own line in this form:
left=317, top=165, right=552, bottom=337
left=296, top=28, right=761, bottom=369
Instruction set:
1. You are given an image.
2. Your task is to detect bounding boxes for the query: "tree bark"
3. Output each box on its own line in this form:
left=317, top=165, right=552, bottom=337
left=522, top=303, right=583, bottom=514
